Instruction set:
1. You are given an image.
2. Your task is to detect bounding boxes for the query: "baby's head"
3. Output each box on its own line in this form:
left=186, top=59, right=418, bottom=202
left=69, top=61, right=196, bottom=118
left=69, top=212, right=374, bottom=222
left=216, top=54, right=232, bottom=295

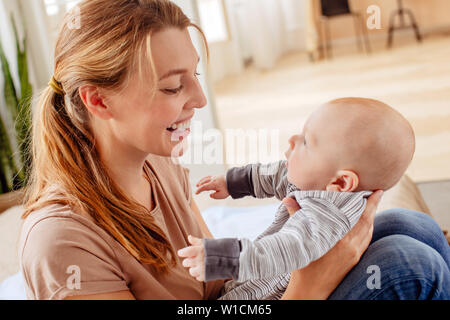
left=285, top=97, right=415, bottom=192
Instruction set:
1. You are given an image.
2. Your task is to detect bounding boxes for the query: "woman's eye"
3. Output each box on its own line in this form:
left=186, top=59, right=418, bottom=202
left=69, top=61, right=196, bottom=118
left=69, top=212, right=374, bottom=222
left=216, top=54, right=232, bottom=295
left=164, top=85, right=183, bottom=94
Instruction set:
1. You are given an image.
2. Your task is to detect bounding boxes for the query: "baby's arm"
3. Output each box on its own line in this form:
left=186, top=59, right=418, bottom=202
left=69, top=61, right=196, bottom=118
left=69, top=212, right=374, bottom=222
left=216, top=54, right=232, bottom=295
left=237, top=190, right=372, bottom=281
left=178, top=235, right=241, bottom=282
left=225, top=160, right=289, bottom=200
left=195, top=160, right=288, bottom=201
left=180, top=190, right=372, bottom=283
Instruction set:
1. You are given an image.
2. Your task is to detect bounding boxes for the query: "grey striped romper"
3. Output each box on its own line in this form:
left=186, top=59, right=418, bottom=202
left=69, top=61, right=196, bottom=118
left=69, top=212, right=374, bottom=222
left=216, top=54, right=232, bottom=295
left=203, top=160, right=372, bottom=300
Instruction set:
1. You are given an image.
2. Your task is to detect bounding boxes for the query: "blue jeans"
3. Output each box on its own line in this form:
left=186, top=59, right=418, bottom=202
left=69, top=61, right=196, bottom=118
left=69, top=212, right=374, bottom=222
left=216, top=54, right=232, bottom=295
left=328, top=209, right=450, bottom=300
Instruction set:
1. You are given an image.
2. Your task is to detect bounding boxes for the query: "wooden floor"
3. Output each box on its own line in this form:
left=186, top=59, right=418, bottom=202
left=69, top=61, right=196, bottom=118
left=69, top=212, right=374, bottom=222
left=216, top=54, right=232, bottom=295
left=213, top=34, right=450, bottom=185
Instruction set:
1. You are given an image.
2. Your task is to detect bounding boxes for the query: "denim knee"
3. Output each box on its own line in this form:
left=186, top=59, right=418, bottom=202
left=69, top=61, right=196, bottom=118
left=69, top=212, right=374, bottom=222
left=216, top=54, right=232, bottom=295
left=329, top=234, right=450, bottom=300
left=372, top=208, right=450, bottom=266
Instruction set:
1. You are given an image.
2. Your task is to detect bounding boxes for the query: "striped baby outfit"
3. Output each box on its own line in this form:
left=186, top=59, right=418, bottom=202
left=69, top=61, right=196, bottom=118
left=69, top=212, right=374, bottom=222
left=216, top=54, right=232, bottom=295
left=204, top=160, right=372, bottom=300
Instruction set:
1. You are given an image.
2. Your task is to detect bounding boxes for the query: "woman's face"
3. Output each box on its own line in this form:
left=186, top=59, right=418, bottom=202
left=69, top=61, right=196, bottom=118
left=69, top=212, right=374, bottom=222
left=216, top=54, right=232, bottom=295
left=98, top=27, right=207, bottom=158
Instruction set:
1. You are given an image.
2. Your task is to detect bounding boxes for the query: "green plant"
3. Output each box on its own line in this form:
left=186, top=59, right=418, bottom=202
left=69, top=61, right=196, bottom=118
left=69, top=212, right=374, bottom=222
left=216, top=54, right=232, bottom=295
left=0, top=15, right=33, bottom=194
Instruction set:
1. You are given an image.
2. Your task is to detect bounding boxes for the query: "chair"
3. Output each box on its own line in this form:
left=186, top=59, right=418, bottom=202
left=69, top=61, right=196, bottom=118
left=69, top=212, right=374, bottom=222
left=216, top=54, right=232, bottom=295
left=387, top=0, right=422, bottom=48
left=318, top=0, right=371, bottom=59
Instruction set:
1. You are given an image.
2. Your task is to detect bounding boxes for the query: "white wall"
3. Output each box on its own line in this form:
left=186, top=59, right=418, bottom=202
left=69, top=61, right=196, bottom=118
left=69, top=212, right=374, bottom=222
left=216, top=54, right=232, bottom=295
left=173, top=0, right=227, bottom=183
left=208, top=0, right=308, bottom=83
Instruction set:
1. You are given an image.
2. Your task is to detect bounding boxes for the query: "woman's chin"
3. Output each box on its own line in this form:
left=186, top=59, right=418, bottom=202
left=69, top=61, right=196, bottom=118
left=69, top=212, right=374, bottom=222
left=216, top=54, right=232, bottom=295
left=164, top=128, right=190, bottom=157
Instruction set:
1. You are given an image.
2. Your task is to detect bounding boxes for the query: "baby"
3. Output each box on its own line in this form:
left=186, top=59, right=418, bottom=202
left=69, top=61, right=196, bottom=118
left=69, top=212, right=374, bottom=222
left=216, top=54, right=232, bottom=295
left=178, top=97, right=415, bottom=300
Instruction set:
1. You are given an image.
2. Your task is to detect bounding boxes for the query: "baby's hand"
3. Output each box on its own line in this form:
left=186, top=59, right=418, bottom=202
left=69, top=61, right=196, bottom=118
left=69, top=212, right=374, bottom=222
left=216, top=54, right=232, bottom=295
left=177, top=235, right=205, bottom=282
left=195, top=175, right=230, bottom=199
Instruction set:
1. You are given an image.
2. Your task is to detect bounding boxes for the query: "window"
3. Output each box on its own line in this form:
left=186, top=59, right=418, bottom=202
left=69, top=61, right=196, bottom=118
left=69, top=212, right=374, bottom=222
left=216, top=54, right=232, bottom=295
left=44, top=0, right=79, bottom=16
left=43, top=0, right=81, bottom=45
left=197, top=0, right=230, bottom=43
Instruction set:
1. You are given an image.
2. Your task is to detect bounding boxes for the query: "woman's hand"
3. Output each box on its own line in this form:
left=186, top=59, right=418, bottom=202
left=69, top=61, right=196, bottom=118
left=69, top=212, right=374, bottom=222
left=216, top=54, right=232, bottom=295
left=195, top=175, right=230, bottom=199
left=281, top=190, right=384, bottom=300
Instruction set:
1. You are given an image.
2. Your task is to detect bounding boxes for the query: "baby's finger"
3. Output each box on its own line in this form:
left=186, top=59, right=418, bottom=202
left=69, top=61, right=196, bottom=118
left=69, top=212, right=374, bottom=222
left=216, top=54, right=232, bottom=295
left=196, top=176, right=212, bottom=187
left=182, top=258, right=198, bottom=268
left=189, top=266, right=202, bottom=278
left=195, top=272, right=205, bottom=282
left=209, top=191, right=222, bottom=199
left=195, top=182, right=215, bottom=194
left=177, top=245, right=200, bottom=258
left=188, top=235, right=203, bottom=246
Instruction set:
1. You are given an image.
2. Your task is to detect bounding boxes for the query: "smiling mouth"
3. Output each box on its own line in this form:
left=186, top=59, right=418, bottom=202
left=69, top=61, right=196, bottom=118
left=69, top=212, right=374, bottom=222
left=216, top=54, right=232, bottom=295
left=166, top=118, right=192, bottom=132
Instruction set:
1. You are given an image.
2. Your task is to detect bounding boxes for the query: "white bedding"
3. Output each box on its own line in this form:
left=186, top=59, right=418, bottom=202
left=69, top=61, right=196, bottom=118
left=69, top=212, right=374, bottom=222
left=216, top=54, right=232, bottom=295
left=0, top=272, right=26, bottom=300
left=0, top=202, right=280, bottom=300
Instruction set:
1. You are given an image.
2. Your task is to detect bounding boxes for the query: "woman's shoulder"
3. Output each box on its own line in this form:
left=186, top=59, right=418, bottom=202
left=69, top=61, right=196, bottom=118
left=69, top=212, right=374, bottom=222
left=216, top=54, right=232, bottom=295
left=21, top=202, right=97, bottom=240
left=19, top=203, right=127, bottom=299
left=19, top=203, right=118, bottom=267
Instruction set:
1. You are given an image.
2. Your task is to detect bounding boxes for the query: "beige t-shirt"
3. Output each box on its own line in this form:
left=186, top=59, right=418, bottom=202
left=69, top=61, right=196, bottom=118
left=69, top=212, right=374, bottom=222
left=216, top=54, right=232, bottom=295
left=18, top=154, right=224, bottom=300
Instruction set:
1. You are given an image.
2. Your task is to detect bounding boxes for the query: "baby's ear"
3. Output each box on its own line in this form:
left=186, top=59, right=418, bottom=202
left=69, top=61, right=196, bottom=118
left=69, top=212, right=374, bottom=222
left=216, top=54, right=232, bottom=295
left=326, top=170, right=359, bottom=192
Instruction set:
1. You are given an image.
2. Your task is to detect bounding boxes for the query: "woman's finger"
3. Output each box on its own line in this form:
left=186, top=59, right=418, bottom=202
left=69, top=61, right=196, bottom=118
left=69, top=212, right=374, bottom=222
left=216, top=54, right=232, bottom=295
left=364, top=190, right=383, bottom=221
left=347, top=190, right=384, bottom=258
left=353, top=190, right=383, bottom=234
left=282, top=197, right=301, bottom=215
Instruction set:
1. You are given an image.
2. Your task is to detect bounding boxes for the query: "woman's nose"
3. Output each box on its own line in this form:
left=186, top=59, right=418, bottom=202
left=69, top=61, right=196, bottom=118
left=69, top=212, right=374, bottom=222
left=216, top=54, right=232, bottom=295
left=189, top=78, right=207, bottom=110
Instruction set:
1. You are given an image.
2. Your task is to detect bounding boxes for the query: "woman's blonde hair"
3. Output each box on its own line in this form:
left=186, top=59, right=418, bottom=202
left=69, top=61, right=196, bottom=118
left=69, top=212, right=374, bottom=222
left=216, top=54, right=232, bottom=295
left=22, top=0, right=208, bottom=274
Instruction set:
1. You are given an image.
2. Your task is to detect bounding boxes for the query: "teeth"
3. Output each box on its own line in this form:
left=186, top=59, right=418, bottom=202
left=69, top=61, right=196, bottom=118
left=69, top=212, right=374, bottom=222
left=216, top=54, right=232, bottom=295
left=169, top=119, right=191, bottom=130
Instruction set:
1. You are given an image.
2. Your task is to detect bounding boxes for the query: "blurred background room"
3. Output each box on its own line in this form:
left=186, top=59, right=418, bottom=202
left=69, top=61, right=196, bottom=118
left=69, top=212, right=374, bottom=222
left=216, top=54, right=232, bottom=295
left=0, top=0, right=449, bottom=294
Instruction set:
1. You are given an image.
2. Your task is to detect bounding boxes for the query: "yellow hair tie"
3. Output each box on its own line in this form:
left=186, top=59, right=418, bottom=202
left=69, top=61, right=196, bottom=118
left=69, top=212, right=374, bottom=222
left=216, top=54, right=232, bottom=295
left=48, top=76, right=65, bottom=95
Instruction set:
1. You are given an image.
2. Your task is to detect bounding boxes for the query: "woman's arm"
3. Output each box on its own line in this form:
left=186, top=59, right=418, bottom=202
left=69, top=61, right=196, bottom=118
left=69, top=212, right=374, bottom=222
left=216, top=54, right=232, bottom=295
left=281, top=190, right=383, bottom=300
left=63, top=200, right=207, bottom=300
left=64, top=290, right=135, bottom=300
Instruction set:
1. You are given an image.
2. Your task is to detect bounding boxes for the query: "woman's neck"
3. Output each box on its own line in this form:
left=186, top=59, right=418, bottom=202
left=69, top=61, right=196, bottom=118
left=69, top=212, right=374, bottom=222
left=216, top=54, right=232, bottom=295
left=93, top=126, right=151, bottom=208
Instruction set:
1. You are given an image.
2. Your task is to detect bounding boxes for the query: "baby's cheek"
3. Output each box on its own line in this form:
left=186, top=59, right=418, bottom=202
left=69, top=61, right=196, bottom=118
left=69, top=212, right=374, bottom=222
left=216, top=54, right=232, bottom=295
left=287, top=164, right=308, bottom=188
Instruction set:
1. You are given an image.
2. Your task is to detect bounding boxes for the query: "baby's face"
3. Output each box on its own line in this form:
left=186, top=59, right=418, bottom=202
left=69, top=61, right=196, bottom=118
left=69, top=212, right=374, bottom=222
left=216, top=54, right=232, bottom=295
left=284, top=106, right=341, bottom=190
left=284, top=98, right=415, bottom=192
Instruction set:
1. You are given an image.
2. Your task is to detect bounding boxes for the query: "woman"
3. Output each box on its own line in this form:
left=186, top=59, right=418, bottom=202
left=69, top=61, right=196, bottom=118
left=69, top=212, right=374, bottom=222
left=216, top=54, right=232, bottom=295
left=19, top=0, right=449, bottom=300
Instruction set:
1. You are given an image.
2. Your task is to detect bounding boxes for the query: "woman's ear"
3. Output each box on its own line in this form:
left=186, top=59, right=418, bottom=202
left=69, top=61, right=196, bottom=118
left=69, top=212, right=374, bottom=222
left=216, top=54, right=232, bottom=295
left=326, top=170, right=359, bottom=192
left=78, top=85, right=112, bottom=120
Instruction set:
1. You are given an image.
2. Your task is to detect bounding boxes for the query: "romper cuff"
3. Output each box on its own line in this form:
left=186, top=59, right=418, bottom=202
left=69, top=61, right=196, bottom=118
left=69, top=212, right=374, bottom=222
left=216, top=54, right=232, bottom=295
left=203, top=238, right=241, bottom=282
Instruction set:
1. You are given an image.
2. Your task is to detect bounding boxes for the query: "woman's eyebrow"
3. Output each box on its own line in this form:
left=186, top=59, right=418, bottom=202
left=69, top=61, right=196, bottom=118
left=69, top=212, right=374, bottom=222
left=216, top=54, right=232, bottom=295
left=159, top=56, right=200, bottom=80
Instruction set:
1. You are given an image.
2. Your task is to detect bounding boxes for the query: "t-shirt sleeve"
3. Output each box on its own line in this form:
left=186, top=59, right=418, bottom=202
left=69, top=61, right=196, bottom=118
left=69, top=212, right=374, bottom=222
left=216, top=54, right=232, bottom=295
left=20, top=216, right=128, bottom=300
